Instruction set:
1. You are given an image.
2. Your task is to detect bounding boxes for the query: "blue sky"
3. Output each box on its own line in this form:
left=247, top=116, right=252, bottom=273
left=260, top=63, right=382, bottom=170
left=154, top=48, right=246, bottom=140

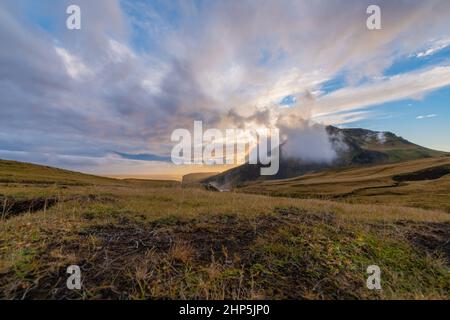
left=0, top=0, right=450, bottom=177
left=343, top=87, right=450, bottom=151
left=324, top=45, right=450, bottom=151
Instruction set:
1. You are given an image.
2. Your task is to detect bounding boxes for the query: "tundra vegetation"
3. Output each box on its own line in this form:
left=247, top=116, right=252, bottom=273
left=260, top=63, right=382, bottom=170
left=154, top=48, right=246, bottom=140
left=0, top=158, right=449, bottom=299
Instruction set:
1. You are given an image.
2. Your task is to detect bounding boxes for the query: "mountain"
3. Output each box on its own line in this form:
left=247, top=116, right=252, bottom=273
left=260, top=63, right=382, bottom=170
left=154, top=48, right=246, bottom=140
left=204, top=126, right=448, bottom=188
left=239, top=156, right=450, bottom=212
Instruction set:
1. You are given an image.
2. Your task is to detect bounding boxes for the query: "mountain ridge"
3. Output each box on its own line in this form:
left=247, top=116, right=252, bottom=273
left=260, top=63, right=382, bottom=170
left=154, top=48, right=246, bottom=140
left=203, top=126, right=448, bottom=188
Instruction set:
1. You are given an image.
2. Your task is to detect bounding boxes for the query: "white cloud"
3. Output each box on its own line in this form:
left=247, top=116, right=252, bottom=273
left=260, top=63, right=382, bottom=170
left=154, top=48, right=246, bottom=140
left=108, top=39, right=136, bottom=63
left=313, top=110, right=373, bottom=126
left=308, top=66, right=450, bottom=121
left=416, top=114, right=437, bottom=119
left=416, top=38, right=450, bottom=58
left=55, top=47, right=91, bottom=79
left=2, top=0, right=450, bottom=174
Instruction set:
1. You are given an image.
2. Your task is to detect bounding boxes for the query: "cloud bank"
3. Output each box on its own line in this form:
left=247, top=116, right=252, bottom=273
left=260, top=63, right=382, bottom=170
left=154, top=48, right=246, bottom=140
left=1, top=0, right=450, bottom=175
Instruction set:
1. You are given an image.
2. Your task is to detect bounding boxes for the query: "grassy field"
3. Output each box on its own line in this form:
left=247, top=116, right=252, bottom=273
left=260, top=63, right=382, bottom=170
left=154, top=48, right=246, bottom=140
left=239, top=156, right=450, bottom=213
left=0, top=159, right=449, bottom=299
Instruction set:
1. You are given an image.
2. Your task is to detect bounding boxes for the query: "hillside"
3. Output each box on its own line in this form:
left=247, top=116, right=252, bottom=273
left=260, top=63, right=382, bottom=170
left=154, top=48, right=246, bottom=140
left=0, top=159, right=121, bottom=186
left=0, top=158, right=449, bottom=299
left=205, top=127, right=448, bottom=188
left=239, top=156, right=450, bottom=212
left=0, top=159, right=177, bottom=220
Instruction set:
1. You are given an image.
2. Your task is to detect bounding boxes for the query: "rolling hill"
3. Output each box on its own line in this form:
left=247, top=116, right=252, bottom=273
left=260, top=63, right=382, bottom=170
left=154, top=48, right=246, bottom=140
left=238, top=156, right=450, bottom=212
left=0, top=159, right=120, bottom=186
left=204, top=126, right=448, bottom=189
left=0, top=158, right=449, bottom=299
left=0, top=159, right=178, bottom=219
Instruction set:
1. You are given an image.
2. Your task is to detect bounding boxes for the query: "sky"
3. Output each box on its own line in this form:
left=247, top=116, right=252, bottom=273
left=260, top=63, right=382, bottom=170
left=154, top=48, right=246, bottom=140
left=0, top=0, right=450, bottom=178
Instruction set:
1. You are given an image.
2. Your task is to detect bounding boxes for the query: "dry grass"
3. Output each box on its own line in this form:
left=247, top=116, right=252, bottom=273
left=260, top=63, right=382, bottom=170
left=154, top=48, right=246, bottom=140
left=239, top=156, right=450, bottom=212
left=168, top=242, right=197, bottom=264
left=0, top=159, right=449, bottom=299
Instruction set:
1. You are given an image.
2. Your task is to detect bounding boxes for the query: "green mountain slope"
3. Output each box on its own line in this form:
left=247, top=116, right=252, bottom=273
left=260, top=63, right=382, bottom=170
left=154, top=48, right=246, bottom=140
left=205, top=127, right=448, bottom=188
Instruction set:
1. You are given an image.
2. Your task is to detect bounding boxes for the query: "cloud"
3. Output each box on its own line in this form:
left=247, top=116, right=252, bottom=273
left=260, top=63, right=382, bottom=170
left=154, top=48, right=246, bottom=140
left=416, top=114, right=437, bottom=119
left=377, top=132, right=387, bottom=144
left=1, top=0, right=450, bottom=174
left=55, top=47, right=92, bottom=78
left=114, top=152, right=171, bottom=162
left=278, top=119, right=340, bottom=163
left=416, top=38, right=450, bottom=58
left=309, top=66, right=450, bottom=120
